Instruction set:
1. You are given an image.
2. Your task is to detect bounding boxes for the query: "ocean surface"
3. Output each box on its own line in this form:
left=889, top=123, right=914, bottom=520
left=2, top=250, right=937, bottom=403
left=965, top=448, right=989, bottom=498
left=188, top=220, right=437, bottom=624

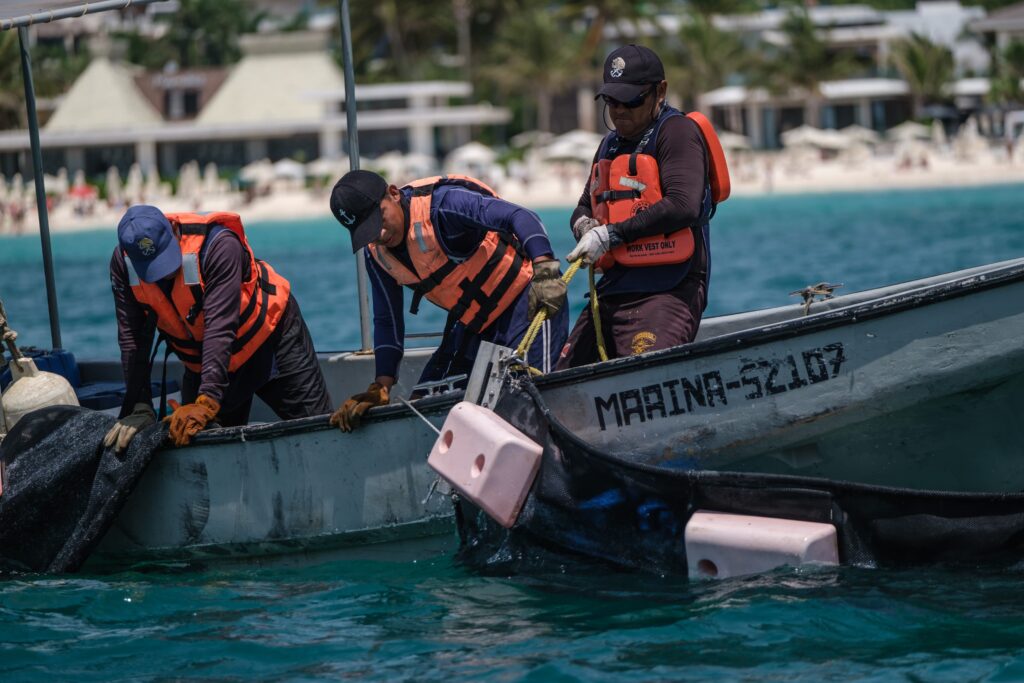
left=3, top=184, right=1024, bottom=681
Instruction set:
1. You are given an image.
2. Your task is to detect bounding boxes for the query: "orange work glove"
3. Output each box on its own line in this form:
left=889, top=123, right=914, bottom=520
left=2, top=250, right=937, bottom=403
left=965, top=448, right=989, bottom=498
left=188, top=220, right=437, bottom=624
left=162, top=394, right=220, bottom=447
left=330, top=382, right=389, bottom=433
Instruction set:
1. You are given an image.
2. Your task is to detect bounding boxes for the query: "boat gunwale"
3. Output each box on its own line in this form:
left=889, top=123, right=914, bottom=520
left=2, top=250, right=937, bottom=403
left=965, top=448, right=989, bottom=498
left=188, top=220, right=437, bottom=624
left=183, top=256, right=1024, bottom=447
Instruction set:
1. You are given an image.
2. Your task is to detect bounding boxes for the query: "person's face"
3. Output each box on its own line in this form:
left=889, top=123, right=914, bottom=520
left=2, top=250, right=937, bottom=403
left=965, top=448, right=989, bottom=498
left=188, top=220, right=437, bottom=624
left=376, top=185, right=406, bottom=248
left=605, top=81, right=668, bottom=139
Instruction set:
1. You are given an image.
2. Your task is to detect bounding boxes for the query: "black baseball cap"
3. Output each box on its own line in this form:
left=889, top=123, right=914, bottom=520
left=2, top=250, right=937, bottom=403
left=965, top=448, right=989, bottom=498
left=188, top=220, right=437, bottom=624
left=329, top=169, right=389, bottom=252
left=595, top=44, right=665, bottom=102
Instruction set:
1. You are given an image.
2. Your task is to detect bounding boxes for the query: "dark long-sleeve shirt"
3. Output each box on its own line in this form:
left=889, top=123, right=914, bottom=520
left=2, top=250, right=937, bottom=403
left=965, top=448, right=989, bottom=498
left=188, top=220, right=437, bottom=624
left=109, top=229, right=251, bottom=405
left=368, top=183, right=554, bottom=379
left=571, top=112, right=711, bottom=295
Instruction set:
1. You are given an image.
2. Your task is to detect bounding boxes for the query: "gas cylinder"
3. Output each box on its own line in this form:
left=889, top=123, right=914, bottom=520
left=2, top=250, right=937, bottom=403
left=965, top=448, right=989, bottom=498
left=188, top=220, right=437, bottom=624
left=1, top=356, right=79, bottom=432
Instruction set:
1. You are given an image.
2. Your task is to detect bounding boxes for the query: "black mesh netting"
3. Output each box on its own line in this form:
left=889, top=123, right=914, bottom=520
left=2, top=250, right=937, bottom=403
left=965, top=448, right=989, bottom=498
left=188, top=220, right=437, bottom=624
left=0, top=406, right=166, bottom=574
left=455, top=380, right=1024, bottom=575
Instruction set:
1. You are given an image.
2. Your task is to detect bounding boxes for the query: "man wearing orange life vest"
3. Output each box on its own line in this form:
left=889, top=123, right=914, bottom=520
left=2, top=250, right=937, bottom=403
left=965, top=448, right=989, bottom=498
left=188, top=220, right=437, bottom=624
left=104, top=205, right=332, bottom=451
left=558, top=44, right=727, bottom=368
left=327, top=170, right=569, bottom=432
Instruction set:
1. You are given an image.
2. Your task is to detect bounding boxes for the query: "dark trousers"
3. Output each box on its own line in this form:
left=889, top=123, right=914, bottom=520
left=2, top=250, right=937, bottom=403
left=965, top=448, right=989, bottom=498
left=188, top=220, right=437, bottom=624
left=182, top=296, right=333, bottom=426
left=555, top=275, right=707, bottom=370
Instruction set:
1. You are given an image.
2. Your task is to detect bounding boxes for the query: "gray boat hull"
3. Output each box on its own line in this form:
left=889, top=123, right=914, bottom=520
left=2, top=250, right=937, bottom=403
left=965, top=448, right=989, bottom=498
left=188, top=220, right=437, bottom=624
left=83, top=257, right=1024, bottom=563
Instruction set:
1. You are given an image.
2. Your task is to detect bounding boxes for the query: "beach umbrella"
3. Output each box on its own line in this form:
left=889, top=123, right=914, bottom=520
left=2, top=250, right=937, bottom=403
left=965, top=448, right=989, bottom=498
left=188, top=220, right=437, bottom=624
left=510, top=130, right=555, bottom=149
left=125, top=163, right=144, bottom=198
left=106, top=166, right=123, bottom=204
left=305, top=157, right=349, bottom=179
left=144, top=169, right=163, bottom=200
left=780, top=124, right=823, bottom=147
left=931, top=120, right=948, bottom=147
left=540, top=129, right=605, bottom=164
left=445, top=142, right=497, bottom=167
left=272, top=158, right=306, bottom=181
left=203, top=162, right=222, bottom=194
left=718, top=130, right=752, bottom=150
left=239, top=159, right=274, bottom=184
left=887, top=120, right=930, bottom=141
left=838, top=124, right=881, bottom=145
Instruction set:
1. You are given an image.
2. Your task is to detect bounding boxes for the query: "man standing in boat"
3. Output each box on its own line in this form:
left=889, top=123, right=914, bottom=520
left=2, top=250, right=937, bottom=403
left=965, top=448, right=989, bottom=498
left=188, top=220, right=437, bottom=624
left=328, top=170, right=569, bottom=432
left=558, top=44, right=729, bottom=367
left=104, top=205, right=333, bottom=451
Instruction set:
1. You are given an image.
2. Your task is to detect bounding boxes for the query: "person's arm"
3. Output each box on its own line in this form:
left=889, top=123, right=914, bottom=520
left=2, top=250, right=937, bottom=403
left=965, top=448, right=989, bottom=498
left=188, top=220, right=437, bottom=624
left=109, top=249, right=155, bottom=416
left=610, top=115, right=708, bottom=244
left=570, top=148, right=601, bottom=228
left=365, top=250, right=405, bottom=381
left=434, top=187, right=556, bottom=262
left=194, top=232, right=245, bottom=404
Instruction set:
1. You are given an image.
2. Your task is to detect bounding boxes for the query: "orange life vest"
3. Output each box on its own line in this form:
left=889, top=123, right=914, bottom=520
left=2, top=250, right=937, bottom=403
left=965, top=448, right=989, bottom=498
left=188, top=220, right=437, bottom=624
left=126, top=211, right=291, bottom=373
left=366, top=175, right=533, bottom=334
left=590, top=109, right=730, bottom=270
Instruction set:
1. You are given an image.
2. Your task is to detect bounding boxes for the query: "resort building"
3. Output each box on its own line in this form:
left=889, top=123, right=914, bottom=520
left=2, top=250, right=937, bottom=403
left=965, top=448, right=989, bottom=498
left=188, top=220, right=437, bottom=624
left=0, top=30, right=510, bottom=178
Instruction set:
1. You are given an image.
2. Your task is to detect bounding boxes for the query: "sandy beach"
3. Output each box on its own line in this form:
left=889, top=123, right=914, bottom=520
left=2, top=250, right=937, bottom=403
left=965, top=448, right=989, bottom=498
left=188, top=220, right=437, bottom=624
left=4, top=149, right=1024, bottom=236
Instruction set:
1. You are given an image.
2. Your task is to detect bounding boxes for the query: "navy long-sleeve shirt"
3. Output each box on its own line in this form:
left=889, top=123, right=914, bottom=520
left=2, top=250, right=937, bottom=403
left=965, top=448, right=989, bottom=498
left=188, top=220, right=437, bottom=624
left=368, top=183, right=554, bottom=379
left=109, top=229, right=253, bottom=405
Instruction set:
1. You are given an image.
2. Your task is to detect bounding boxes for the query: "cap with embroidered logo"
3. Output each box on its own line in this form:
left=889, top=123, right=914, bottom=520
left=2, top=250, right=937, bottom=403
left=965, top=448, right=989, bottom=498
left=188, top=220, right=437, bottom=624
left=595, top=44, right=665, bottom=103
left=117, top=204, right=181, bottom=282
left=329, top=170, right=389, bottom=252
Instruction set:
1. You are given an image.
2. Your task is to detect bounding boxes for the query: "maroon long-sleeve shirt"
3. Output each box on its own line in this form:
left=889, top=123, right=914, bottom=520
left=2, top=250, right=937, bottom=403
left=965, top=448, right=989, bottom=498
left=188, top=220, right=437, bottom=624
left=109, top=230, right=250, bottom=405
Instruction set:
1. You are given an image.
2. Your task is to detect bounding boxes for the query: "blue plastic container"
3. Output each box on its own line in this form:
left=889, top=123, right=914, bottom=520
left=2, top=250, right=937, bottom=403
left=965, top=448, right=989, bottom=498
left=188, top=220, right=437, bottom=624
left=0, top=348, right=81, bottom=391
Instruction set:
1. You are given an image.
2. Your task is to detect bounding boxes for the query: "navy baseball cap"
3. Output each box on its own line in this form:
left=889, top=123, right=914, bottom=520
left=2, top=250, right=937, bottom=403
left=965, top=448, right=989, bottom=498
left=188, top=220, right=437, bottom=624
left=596, top=44, right=665, bottom=102
left=330, top=170, right=389, bottom=252
left=117, top=205, right=181, bottom=282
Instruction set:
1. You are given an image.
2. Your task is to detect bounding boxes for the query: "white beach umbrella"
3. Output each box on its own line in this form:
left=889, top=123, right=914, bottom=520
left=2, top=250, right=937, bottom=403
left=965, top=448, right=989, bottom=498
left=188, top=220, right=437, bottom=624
left=887, top=120, right=930, bottom=141
left=780, top=124, right=822, bottom=147
left=539, top=129, right=605, bottom=164
left=718, top=130, right=752, bottom=150
left=240, top=159, right=274, bottom=184
left=445, top=142, right=497, bottom=168
left=106, top=166, right=123, bottom=203
left=203, top=162, right=223, bottom=194
left=931, top=120, right=948, bottom=147
left=838, top=124, right=881, bottom=145
left=272, top=158, right=306, bottom=181
left=305, top=156, right=349, bottom=179
left=510, top=130, right=555, bottom=149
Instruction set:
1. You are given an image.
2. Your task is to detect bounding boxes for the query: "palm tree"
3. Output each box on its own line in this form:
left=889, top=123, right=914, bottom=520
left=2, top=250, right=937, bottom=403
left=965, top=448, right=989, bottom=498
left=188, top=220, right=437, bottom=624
left=890, top=33, right=954, bottom=117
left=757, top=8, right=857, bottom=127
left=0, top=31, right=25, bottom=130
left=476, top=6, right=581, bottom=132
left=664, top=11, right=750, bottom=109
left=988, top=40, right=1024, bottom=107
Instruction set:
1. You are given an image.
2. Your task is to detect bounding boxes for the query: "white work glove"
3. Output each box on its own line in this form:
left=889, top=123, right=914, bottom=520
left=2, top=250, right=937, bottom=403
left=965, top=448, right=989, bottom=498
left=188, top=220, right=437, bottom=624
left=566, top=224, right=611, bottom=265
left=572, top=215, right=602, bottom=241
left=103, top=402, right=157, bottom=453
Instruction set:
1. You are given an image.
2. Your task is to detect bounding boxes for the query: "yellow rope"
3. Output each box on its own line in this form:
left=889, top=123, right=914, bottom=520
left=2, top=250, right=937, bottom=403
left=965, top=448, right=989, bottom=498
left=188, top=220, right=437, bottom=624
left=514, top=257, right=608, bottom=372
left=515, top=259, right=584, bottom=357
left=589, top=265, right=609, bottom=362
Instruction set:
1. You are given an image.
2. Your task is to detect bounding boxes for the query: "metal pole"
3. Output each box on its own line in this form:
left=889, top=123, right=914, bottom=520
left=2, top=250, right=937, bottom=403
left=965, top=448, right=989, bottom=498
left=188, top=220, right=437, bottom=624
left=337, top=0, right=372, bottom=352
left=18, top=26, right=61, bottom=350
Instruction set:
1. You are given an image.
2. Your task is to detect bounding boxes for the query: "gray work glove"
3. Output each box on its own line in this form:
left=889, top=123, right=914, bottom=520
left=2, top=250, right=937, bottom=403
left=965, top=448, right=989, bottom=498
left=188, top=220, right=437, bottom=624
left=527, top=260, right=567, bottom=319
left=567, top=225, right=612, bottom=265
left=103, top=402, right=156, bottom=453
left=572, top=215, right=602, bottom=241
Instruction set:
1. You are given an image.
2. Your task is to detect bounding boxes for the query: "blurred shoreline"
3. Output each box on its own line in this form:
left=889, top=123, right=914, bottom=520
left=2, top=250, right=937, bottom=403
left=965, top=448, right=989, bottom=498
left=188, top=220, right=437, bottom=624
left=3, top=152, right=1024, bottom=236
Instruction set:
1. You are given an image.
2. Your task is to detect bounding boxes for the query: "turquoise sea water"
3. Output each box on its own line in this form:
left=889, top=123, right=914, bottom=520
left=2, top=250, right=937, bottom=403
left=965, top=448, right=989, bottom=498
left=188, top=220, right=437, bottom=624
left=3, top=184, right=1024, bottom=681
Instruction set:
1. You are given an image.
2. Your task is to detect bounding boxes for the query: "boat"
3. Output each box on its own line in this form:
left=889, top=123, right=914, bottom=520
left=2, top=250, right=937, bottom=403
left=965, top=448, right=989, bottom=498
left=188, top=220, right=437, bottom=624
left=76, top=254, right=1024, bottom=564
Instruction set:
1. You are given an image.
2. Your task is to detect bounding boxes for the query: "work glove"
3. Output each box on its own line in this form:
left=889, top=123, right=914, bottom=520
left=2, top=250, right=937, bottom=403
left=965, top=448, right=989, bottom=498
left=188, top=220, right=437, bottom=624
left=163, top=394, right=220, bottom=447
left=103, top=402, right=156, bottom=453
left=527, top=260, right=567, bottom=319
left=330, top=382, right=390, bottom=433
left=567, top=224, right=611, bottom=265
left=572, top=215, right=602, bottom=241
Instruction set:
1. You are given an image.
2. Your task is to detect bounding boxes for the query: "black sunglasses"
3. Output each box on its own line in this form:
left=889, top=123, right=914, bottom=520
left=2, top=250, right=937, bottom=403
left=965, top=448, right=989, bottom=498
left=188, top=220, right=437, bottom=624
left=601, top=87, right=654, bottom=109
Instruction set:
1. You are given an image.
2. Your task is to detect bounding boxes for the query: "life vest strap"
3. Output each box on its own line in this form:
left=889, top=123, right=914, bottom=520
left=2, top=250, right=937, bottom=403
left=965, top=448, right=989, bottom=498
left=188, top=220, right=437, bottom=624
left=448, top=235, right=524, bottom=333
left=409, top=260, right=458, bottom=315
left=179, top=223, right=210, bottom=236
left=597, top=189, right=641, bottom=204
left=231, top=261, right=274, bottom=353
